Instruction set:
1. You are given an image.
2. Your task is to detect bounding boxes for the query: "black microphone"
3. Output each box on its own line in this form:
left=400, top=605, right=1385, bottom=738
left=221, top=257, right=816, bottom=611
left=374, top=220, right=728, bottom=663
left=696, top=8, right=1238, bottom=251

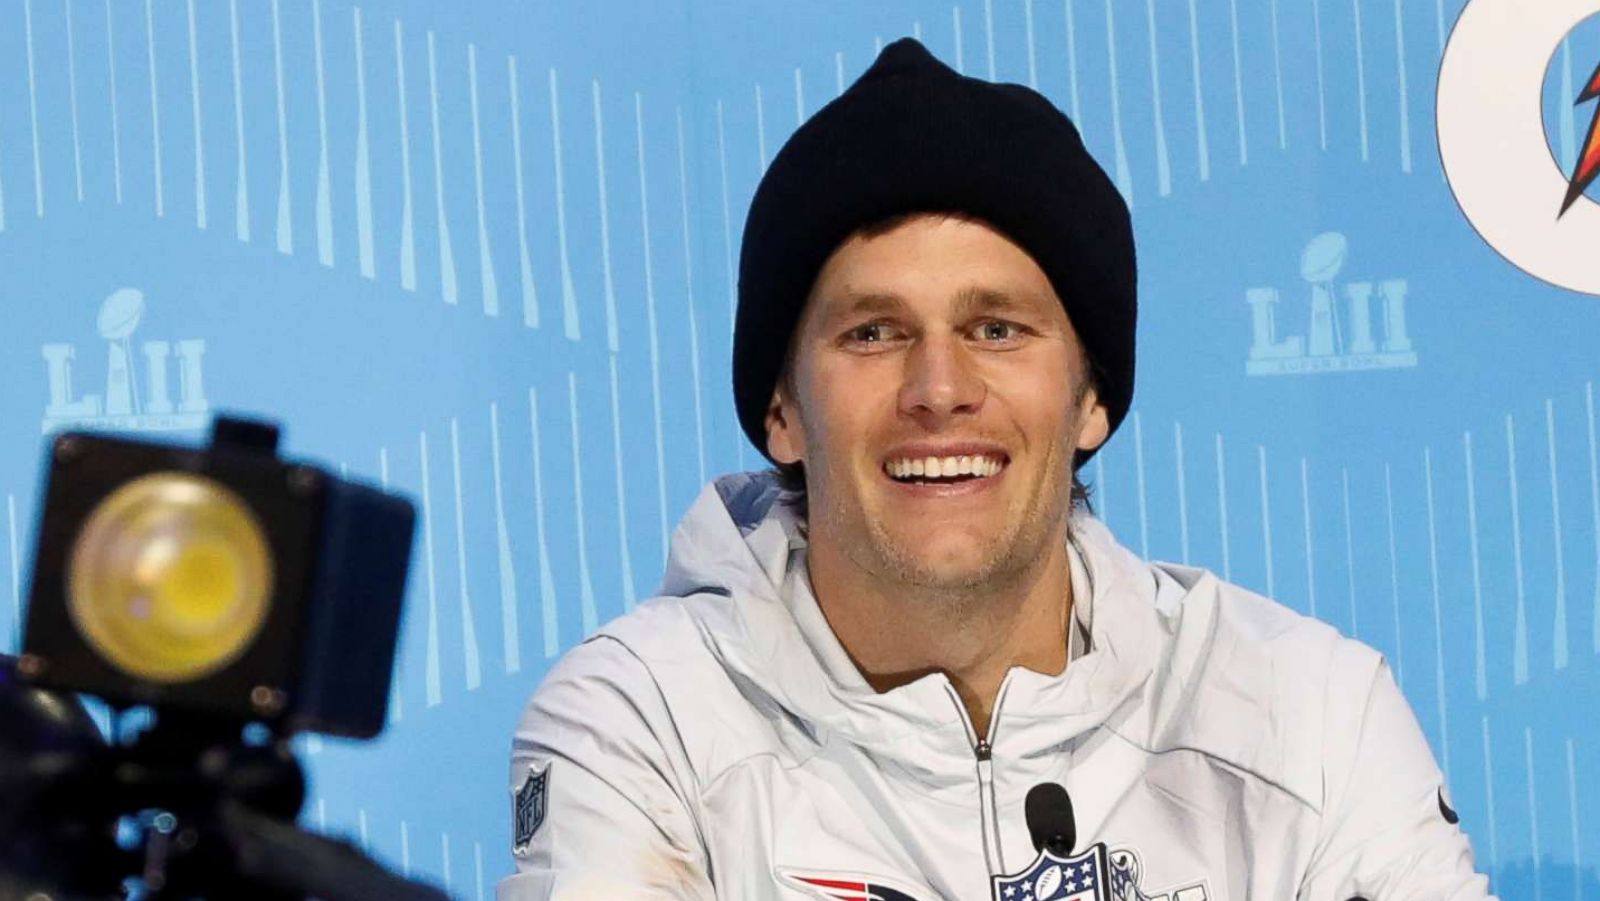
left=1024, top=782, right=1076, bottom=856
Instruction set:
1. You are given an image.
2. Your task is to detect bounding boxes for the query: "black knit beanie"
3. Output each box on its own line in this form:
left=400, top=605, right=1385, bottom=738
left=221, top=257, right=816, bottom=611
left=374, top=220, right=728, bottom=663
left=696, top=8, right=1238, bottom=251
left=733, top=37, right=1136, bottom=462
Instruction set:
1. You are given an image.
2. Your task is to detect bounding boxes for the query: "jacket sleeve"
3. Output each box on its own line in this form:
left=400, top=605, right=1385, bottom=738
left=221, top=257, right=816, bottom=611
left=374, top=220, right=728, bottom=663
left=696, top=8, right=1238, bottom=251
left=494, top=635, right=715, bottom=901
left=1298, top=652, right=1495, bottom=900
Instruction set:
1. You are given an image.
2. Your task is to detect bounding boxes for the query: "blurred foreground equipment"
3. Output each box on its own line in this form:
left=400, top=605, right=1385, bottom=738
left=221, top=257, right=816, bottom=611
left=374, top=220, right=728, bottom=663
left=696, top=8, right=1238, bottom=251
left=0, top=416, right=450, bottom=901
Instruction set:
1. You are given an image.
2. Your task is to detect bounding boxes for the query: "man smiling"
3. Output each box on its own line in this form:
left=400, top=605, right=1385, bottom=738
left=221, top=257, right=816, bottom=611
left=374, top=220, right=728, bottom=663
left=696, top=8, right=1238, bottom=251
left=764, top=215, right=1108, bottom=736
left=498, top=38, right=1493, bottom=901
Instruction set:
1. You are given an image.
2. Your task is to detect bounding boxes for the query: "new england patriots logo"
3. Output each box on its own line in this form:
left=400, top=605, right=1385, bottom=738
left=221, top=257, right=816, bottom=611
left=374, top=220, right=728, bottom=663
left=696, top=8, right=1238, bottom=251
left=778, top=868, right=935, bottom=901
left=992, top=843, right=1111, bottom=901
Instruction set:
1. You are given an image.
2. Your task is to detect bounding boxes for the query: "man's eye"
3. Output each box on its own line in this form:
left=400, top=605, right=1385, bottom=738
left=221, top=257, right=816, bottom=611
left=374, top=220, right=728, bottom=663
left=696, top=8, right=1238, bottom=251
left=976, top=320, right=1020, bottom=341
left=847, top=323, right=892, bottom=343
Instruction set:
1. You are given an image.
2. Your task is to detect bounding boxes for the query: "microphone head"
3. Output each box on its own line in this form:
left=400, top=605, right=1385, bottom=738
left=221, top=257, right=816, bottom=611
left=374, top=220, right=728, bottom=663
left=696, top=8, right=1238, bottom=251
left=1024, top=782, right=1076, bottom=855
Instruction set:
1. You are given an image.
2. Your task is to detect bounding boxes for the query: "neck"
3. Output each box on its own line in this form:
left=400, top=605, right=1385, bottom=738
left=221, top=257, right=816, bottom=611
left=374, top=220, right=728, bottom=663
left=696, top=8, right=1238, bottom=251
left=806, top=530, right=1075, bottom=737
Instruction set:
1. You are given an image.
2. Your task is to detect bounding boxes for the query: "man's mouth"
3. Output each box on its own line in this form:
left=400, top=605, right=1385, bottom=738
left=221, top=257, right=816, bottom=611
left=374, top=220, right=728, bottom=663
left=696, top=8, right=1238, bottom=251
left=883, top=453, right=1009, bottom=484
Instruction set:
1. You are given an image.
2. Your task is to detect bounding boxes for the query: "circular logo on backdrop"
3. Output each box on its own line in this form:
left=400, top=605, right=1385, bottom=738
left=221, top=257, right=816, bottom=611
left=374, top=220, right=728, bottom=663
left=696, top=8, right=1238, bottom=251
left=1438, top=0, right=1600, bottom=296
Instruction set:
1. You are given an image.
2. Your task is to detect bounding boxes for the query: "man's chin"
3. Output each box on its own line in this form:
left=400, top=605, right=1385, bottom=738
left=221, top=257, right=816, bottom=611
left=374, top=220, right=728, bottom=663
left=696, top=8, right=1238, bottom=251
left=877, top=537, right=1011, bottom=592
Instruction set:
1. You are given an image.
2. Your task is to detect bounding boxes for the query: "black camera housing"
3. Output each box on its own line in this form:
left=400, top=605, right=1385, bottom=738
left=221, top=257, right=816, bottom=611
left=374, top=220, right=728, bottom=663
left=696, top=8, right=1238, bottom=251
left=21, top=416, right=415, bottom=739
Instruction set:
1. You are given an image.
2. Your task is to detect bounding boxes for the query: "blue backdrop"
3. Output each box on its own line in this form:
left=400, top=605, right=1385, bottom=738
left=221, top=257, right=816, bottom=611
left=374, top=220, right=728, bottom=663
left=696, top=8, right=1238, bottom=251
left=2, top=1, right=1597, bottom=897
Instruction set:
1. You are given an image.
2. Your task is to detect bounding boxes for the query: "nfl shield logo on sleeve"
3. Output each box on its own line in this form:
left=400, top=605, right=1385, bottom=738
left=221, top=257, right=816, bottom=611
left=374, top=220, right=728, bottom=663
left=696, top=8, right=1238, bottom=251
left=512, top=763, right=550, bottom=856
left=992, top=843, right=1111, bottom=901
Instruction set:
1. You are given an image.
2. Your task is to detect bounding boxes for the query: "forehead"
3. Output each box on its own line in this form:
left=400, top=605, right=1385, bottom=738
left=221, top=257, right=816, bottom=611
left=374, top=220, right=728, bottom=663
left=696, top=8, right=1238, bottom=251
left=800, top=214, right=1066, bottom=326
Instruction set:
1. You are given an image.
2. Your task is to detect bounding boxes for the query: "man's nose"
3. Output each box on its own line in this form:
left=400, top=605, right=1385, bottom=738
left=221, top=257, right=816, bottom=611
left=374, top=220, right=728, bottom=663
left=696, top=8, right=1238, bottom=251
left=897, top=334, right=985, bottom=427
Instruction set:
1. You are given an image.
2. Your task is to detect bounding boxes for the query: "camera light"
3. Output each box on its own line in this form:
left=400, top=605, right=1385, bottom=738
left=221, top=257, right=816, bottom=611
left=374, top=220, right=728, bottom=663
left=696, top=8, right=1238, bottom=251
left=67, top=472, right=272, bottom=684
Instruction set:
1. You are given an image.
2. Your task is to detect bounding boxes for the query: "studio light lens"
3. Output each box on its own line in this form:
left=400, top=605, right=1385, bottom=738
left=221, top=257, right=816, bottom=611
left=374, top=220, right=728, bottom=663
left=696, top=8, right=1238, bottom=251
left=67, top=472, right=273, bottom=683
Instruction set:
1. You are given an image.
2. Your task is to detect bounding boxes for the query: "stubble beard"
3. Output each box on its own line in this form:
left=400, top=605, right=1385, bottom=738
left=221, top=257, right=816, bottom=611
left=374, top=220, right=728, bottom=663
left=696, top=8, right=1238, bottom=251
left=809, top=449, right=1077, bottom=612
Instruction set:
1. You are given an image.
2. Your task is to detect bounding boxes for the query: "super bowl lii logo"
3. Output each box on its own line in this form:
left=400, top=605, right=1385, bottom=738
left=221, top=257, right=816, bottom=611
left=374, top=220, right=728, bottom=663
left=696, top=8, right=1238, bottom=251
left=40, top=288, right=210, bottom=434
left=1244, top=232, right=1416, bottom=376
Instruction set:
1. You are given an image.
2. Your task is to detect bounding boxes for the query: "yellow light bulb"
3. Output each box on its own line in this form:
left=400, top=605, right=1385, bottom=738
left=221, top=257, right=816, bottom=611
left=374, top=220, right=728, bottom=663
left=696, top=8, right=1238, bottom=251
left=68, top=472, right=274, bottom=683
left=151, top=538, right=244, bottom=636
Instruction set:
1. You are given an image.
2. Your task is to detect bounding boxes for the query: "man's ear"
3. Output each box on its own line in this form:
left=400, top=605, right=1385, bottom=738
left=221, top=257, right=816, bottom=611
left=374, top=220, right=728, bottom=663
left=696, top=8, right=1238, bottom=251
left=765, top=385, right=804, bottom=465
left=1074, top=387, right=1110, bottom=454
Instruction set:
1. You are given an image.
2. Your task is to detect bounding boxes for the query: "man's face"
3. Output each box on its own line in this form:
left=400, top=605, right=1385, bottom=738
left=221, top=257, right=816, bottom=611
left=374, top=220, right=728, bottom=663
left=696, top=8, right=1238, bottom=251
left=765, top=215, right=1109, bottom=596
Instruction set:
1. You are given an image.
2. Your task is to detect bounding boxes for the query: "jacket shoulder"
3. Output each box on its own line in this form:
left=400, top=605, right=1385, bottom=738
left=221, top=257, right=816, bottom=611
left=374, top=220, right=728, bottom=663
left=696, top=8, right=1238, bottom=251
left=530, top=594, right=810, bottom=786
left=1140, top=565, right=1390, bottom=813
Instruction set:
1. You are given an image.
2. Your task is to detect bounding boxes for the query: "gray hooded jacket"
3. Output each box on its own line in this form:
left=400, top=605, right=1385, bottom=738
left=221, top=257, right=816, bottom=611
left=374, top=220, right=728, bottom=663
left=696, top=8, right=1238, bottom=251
left=496, top=473, right=1492, bottom=901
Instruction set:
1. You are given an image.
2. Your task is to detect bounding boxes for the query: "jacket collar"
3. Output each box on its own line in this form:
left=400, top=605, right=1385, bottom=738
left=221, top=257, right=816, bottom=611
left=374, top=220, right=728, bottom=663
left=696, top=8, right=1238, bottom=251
left=656, top=473, right=1167, bottom=768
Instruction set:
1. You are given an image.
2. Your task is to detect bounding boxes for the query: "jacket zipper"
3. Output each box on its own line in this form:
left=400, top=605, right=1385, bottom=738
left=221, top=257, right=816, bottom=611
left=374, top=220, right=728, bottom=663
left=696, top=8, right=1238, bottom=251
left=947, top=681, right=1010, bottom=878
left=975, top=737, right=1003, bottom=874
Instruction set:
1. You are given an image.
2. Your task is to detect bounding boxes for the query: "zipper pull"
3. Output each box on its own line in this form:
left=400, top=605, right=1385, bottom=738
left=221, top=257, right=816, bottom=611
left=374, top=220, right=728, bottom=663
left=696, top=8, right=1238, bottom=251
left=975, top=738, right=992, bottom=761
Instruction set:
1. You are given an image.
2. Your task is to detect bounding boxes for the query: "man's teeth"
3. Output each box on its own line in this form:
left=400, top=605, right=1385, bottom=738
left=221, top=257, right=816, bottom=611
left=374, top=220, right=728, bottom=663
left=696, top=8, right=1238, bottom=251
left=885, top=455, right=1005, bottom=480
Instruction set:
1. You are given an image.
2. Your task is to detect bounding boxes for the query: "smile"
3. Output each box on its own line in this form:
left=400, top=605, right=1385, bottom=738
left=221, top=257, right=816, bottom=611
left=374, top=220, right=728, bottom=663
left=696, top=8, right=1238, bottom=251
left=883, top=453, right=1008, bottom=483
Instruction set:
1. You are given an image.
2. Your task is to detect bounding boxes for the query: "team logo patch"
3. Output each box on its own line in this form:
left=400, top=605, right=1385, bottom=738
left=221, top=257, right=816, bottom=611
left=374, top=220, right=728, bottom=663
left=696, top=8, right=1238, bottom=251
left=777, top=867, right=935, bottom=901
left=511, top=763, right=549, bottom=856
left=993, top=843, right=1110, bottom=901
left=995, top=844, right=1211, bottom=901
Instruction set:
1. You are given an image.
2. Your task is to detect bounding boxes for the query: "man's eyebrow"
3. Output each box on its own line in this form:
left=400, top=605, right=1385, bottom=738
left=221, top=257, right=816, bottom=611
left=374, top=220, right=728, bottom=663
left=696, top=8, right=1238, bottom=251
left=952, top=286, right=1051, bottom=316
left=814, top=286, right=1053, bottom=325
left=817, top=292, right=911, bottom=322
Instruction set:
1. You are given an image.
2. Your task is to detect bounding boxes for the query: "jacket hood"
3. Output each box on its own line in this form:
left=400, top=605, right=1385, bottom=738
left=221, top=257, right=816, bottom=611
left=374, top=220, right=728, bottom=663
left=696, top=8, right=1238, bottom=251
left=648, top=472, right=1204, bottom=773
